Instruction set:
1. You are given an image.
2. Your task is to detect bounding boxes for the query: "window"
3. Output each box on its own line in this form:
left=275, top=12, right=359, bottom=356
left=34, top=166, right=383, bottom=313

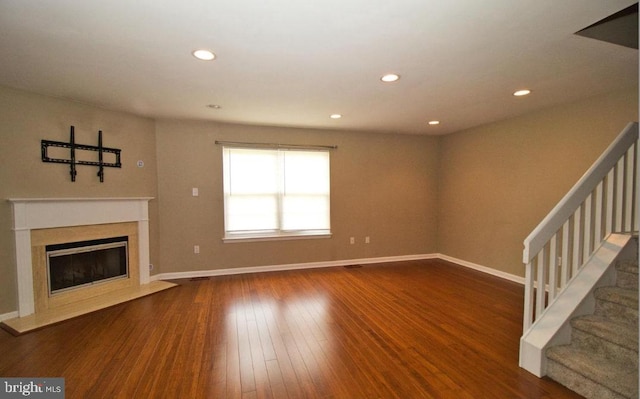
left=222, top=146, right=331, bottom=240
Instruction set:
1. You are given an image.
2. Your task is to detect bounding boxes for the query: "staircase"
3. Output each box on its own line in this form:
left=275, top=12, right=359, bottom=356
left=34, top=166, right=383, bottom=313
left=546, top=255, right=639, bottom=399
left=519, top=122, right=639, bottom=384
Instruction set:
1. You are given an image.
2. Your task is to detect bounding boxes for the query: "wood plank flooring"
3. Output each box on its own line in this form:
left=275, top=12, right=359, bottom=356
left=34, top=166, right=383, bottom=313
left=0, top=259, right=584, bottom=398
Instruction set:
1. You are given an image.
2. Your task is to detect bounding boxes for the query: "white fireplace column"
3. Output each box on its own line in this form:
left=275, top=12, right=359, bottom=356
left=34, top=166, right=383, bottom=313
left=8, top=197, right=153, bottom=317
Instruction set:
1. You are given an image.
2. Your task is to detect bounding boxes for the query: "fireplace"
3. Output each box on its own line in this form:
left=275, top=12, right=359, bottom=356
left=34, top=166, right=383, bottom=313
left=47, top=236, right=129, bottom=295
left=8, top=197, right=153, bottom=317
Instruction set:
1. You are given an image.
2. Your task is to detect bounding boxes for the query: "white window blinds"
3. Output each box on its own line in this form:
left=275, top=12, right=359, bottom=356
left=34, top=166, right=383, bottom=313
left=223, top=147, right=331, bottom=239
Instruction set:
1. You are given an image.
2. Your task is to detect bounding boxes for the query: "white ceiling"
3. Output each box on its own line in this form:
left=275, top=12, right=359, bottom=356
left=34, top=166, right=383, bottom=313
left=0, top=0, right=637, bottom=135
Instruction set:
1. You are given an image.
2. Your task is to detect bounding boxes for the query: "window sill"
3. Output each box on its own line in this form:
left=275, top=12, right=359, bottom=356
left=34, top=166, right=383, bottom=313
left=222, top=232, right=332, bottom=243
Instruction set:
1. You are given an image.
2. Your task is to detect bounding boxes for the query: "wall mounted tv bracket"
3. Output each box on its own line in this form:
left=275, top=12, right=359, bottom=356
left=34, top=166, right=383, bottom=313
left=41, top=126, right=121, bottom=182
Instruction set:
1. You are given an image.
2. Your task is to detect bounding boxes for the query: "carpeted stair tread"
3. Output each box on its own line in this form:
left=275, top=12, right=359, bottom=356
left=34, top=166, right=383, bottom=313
left=616, top=260, right=639, bottom=274
left=595, top=286, right=639, bottom=310
left=547, top=345, right=638, bottom=398
left=544, top=243, right=638, bottom=398
left=616, top=261, right=639, bottom=290
left=571, top=315, right=638, bottom=352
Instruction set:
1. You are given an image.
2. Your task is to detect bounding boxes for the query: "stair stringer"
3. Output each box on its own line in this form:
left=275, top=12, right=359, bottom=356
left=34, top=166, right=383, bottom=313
left=519, top=233, right=633, bottom=377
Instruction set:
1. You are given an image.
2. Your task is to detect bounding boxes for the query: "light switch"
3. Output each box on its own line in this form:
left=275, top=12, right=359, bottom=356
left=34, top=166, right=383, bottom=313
left=192, top=187, right=199, bottom=197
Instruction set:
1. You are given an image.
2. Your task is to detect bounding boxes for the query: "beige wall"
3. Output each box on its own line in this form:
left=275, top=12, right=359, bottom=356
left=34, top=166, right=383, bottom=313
left=438, top=88, right=638, bottom=277
left=0, top=86, right=158, bottom=315
left=155, top=120, right=440, bottom=273
left=1, top=84, right=637, bottom=316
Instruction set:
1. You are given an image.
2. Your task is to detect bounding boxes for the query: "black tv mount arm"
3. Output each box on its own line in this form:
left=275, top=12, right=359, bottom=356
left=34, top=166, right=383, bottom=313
left=41, top=126, right=122, bottom=182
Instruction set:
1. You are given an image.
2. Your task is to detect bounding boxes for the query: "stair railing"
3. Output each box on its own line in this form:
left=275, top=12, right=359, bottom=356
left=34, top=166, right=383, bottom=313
left=522, top=122, right=639, bottom=333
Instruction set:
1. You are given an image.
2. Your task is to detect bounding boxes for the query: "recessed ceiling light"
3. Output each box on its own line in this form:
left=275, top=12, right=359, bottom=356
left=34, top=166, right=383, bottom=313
left=513, top=89, right=531, bottom=97
left=428, top=120, right=440, bottom=125
left=192, top=49, right=216, bottom=61
left=380, top=74, right=400, bottom=83
left=330, top=114, right=342, bottom=119
left=206, top=104, right=222, bottom=109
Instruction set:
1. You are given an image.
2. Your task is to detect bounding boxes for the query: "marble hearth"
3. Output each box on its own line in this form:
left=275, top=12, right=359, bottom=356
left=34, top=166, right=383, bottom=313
left=3, top=197, right=175, bottom=334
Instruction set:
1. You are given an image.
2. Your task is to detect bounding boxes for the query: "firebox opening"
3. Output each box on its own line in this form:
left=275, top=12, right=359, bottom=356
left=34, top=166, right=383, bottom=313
left=46, top=236, right=129, bottom=295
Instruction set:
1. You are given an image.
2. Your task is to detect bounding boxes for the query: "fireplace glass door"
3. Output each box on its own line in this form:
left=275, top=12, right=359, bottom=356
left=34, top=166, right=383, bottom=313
left=46, top=236, right=129, bottom=295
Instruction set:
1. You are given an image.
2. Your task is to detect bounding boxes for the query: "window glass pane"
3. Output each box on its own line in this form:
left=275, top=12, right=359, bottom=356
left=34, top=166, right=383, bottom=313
left=283, top=151, right=330, bottom=195
left=227, top=148, right=278, bottom=194
left=226, top=195, right=278, bottom=231
left=282, top=196, right=330, bottom=230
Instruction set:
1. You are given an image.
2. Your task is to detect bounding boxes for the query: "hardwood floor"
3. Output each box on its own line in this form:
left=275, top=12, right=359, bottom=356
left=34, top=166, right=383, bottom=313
left=0, top=259, right=584, bottom=398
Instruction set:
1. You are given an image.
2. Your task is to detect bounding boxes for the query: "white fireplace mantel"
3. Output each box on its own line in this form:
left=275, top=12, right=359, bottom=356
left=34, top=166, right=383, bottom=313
left=8, top=197, right=153, bottom=317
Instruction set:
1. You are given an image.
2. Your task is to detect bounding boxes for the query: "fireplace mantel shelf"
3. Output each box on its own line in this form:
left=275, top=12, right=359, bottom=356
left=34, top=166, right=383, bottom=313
left=8, top=197, right=154, bottom=232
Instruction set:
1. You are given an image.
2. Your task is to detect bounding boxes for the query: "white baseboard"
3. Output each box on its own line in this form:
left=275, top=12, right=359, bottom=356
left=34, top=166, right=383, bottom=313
left=151, top=253, right=524, bottom=285
left=0, top=311, right=19, bottom=322
left=436, top=254, right=524, bottom=284
left=1, top=255, right=521, bottom=318
left=151, top=253, right=440, bottom=281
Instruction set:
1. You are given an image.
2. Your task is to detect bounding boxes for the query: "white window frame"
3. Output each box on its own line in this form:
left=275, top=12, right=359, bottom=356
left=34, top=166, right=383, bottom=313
left=222, top=146, right=332, bottom=242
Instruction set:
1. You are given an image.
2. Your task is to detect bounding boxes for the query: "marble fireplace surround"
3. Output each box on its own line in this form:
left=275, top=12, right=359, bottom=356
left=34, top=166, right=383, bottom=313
left=8, top=197, right=154, bottom=318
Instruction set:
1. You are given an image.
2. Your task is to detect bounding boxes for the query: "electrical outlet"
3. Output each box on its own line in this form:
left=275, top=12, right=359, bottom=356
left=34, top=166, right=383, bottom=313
left=557, top=256, right=562, bottom=266
left=350, top=237, right=355, bottom=245
left=365, top=236, right=370, bottom=244
left=194, top=245, right=200, bottom=254
left=192, top=187, right=199, bottom=197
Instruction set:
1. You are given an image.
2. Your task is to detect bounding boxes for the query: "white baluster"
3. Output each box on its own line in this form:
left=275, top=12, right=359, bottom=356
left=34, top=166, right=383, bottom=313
left=535, top=250, right=547, bottom=319
left=561, top=221, right=570, bottom=287
left=548, top=235, right=558, bottom=301
left=583, top=194, right=592, bottom=261
left=593, top=181, right=603, bottom=247
left=523, top=261, right=535, bottom=331
left=605, top=169, right=615, bottom=236
left=624, top=148, right=634, bottom=231
left=572, top=207, right=582, bottom=275
left=615, top=158, right=624, bottom=231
